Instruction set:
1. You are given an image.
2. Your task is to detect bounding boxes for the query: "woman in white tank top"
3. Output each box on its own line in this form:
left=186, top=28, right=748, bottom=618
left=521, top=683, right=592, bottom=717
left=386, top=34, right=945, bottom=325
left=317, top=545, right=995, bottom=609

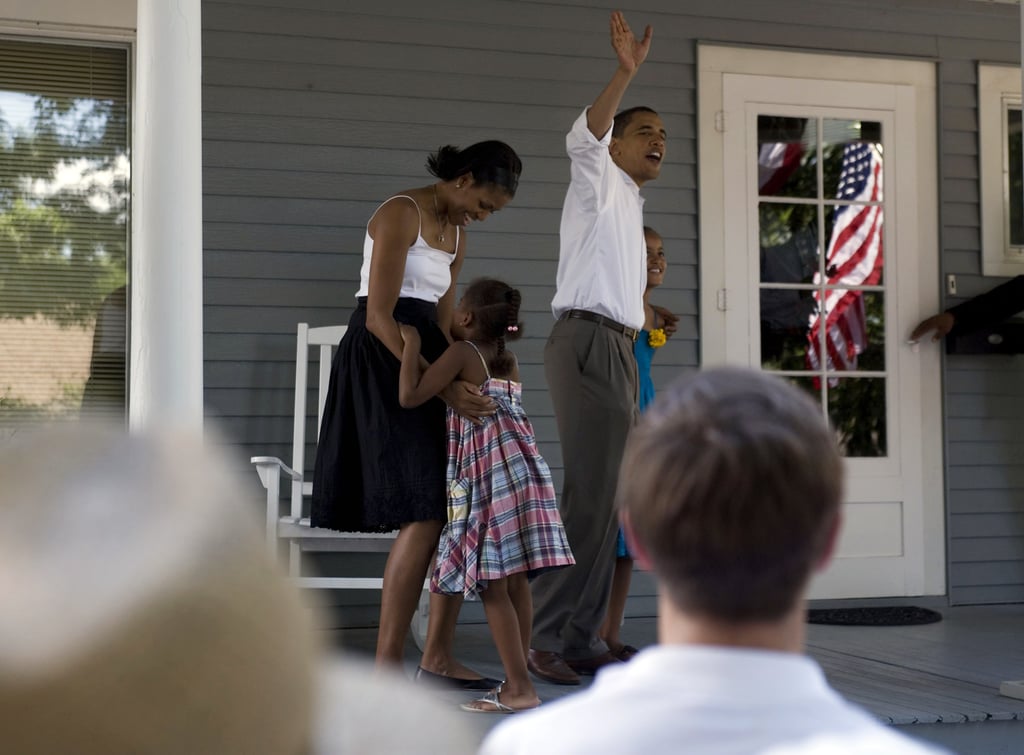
left=312, top=141, right=523, bottom=685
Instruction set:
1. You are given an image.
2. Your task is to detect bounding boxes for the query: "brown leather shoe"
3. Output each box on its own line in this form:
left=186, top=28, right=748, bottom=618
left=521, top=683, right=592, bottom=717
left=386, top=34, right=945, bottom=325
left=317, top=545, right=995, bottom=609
left=527, top=649, right=580, bottom=686
left=565, top=650, right=623, bottom=676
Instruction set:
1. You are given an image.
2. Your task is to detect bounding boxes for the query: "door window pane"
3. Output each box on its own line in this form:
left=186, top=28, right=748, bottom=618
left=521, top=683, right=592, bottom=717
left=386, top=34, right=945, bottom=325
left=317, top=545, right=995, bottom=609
left=827, top=377, right=887, bottom=458
left=0, top=40, right=129, bottom=430
left=823, top=119, right=883, bottom=201
left=851, top=291, right=885, bottom=371
left=761, top=297, right=815, bottom=371
left=823, top=202, right=885, bottom=287
left=757, top=115, right=817, bottom=198
left=807, top=290, right=885, bottom=373
left=759, top=202, right=819, bottom=285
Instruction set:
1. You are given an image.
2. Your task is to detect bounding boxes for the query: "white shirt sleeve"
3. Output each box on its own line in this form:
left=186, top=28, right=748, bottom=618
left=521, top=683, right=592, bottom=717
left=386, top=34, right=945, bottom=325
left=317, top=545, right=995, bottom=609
left=565, top=107, right=614, bottom=212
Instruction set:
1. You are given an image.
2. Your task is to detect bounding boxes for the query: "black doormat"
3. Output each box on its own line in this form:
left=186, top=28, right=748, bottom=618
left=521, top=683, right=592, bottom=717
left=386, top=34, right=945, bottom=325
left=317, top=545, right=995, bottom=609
left=807, top=606, right=942, bottom=626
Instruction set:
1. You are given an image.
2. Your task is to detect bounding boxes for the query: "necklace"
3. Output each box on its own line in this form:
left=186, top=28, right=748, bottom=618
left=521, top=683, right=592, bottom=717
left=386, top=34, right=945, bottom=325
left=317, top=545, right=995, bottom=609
left=432, top=184, right=447, bottom=244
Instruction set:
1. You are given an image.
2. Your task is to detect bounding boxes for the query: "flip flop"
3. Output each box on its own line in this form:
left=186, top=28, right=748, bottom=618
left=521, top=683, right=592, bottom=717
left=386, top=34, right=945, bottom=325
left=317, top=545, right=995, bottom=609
left=460, top=684, right=537, bottom=715
left=460, top=688, right=516, bottom=714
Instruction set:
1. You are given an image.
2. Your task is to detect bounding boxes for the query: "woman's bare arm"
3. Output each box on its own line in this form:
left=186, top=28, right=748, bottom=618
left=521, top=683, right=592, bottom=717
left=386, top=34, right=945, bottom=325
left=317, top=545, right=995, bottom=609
left=364, top=197, right=419, bottom=361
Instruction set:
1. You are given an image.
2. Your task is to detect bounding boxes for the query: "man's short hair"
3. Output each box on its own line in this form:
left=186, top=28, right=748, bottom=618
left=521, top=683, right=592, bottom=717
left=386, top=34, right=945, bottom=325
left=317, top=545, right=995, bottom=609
left=612, top=106, right=659, bottom=138
left=618, top=367, right=843, bottom=623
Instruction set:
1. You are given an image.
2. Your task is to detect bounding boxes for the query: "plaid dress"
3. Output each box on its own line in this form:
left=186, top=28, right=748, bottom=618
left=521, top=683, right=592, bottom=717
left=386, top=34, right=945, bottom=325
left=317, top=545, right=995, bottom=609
left=432, top=365, right=575, bottom=599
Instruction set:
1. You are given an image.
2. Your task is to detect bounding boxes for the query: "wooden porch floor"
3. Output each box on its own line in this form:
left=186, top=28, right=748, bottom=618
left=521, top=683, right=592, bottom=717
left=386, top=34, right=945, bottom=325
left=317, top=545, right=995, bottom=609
left=325, top=604, right=1024, bottom=753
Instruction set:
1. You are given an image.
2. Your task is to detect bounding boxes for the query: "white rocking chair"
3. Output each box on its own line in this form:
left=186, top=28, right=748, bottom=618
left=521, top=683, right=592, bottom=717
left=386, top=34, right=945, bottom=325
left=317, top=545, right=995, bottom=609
left=251, top=323, right=428, bottom=647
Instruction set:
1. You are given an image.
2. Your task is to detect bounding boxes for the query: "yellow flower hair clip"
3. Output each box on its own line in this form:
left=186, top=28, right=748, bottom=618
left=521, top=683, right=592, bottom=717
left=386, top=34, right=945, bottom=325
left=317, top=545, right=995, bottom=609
left=648, top=328, right=667, bottom=348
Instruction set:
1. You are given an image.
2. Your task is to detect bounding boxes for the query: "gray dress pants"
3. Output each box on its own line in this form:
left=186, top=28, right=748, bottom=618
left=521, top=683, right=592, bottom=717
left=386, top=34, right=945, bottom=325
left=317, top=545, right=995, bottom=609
left=531, top=316, right=638, bottom=660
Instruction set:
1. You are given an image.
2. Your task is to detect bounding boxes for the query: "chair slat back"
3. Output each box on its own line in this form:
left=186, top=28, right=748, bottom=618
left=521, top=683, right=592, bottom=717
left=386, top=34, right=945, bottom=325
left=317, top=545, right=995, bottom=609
left=289, top=323, right=347, bottom=520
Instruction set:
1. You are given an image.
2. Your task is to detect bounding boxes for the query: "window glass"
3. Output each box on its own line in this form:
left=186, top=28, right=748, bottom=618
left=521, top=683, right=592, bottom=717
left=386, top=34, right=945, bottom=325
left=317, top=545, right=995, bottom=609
left=757, top=116, right=817, bottom=198
left=1008, top=106, right=1023, bottom=246
left=827, top=377, right=888, bottom=458
left=758, top=116, right=887, bottom=458
left=0, top=40, right=129, bottom=431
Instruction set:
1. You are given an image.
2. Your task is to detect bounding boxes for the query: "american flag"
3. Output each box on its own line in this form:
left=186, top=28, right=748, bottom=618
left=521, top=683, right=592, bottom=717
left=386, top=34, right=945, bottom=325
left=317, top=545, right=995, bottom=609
left=758, top=141, right=805, bottom=195
left=806, top=142, right=884, bottom=375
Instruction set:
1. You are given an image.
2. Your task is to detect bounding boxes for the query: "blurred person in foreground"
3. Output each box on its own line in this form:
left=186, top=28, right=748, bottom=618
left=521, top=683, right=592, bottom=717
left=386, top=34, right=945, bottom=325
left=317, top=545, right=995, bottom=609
left=0, top=423, right=475, bottom=755
left=482, top=368, right=945, bottom=754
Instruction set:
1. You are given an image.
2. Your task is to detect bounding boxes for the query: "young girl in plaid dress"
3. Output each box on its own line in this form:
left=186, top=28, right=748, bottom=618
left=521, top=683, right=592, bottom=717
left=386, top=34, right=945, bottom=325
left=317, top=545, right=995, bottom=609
left=398, top=277, right=574, bottom=714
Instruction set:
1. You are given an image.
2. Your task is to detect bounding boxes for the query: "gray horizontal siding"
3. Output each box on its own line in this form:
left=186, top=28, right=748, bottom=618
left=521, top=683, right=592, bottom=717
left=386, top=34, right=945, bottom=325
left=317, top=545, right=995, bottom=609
left=935, top=1, right=1014, bottom=599
left=201, top=0, right=699, bottom=500
left=202, top=0, right=1024, bottom=615
left=945, top=357, right=1024, bottom=604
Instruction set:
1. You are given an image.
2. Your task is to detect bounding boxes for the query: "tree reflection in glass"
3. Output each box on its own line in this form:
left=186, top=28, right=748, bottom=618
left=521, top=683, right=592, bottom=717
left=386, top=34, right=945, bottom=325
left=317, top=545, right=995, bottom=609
left=757, top=115, right=888, bottom=457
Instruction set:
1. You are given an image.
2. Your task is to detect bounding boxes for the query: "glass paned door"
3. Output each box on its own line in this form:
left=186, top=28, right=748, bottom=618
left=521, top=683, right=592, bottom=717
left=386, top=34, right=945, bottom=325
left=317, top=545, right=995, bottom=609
left=758, top=116, right=888, bottom=457
left=703, top=55, right=943, bottom=598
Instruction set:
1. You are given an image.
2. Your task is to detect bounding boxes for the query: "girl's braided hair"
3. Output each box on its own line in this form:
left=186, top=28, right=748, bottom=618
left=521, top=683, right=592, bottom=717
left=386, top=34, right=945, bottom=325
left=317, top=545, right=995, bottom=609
left=462, top=277, right=523, bottom=377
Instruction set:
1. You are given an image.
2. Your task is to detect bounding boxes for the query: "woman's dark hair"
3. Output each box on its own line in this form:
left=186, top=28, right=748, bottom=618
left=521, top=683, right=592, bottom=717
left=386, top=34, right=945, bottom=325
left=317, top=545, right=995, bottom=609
left=462, top=277, right=523, bottom=377
left=426, top=141, right=522, bottom=198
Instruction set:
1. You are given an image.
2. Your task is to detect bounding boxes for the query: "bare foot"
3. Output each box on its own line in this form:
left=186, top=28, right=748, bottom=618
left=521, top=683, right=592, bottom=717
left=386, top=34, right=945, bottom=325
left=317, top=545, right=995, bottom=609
left=419, top=657, right=488, bottom=681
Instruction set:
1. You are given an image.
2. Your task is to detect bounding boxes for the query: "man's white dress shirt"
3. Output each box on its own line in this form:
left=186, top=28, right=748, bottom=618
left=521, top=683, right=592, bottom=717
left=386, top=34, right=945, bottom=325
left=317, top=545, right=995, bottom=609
left=550, top=108, right=647, bottom=331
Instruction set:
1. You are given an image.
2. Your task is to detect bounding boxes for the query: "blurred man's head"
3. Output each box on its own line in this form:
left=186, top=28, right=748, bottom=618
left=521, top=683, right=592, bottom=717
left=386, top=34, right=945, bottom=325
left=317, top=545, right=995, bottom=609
left=618, top=368, right=843, bottom=624
left=0, top=424, right=317, bottom=754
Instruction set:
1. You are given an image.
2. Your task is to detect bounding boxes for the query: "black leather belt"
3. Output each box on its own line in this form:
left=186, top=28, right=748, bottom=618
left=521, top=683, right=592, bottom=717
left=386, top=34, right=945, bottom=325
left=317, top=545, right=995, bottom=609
left=561, top=309, right=639, bottom=342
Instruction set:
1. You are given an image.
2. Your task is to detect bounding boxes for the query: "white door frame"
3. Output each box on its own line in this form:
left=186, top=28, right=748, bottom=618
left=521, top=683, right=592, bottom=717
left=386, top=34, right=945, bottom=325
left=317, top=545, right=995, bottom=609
left=698, top=45, right=945, bottom=597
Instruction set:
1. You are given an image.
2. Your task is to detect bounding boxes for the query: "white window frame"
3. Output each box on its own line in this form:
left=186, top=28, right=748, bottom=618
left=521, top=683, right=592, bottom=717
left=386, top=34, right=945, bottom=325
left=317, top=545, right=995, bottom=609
left=978, top=63, right=1024, bottom=276
left=1, top=12, right=135, bottom=424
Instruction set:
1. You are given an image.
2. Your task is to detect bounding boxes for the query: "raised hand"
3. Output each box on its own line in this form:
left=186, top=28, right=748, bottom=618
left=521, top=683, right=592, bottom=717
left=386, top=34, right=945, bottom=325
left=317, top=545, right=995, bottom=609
left=610, top=10, right=652, bottom=75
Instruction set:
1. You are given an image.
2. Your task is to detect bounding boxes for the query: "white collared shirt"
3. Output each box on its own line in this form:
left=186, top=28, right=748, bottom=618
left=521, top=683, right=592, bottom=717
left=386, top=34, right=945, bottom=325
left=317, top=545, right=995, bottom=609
left=550, top=108, right=647, bottom=330
left=481, top=645, right=947, bottom=755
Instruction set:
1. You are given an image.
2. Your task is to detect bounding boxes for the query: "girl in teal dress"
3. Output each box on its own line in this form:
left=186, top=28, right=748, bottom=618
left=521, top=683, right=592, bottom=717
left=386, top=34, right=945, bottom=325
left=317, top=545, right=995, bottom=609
left=600, top=226, right=677, bottom=660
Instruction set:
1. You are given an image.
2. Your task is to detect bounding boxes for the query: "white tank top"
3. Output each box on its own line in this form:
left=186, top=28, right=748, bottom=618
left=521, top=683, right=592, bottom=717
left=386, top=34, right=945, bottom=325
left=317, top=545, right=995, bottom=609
left=354, top=195, right=459, bottom=302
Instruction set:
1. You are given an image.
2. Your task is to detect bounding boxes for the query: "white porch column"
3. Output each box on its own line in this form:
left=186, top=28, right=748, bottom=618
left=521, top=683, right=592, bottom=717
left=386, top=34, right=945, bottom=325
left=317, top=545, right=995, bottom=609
left=130, top=0, right=204, bottom=431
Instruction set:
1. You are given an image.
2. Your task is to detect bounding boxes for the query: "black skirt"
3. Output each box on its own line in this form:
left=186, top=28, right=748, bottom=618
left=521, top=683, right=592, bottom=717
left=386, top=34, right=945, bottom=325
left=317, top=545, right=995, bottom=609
left=311, top=297, right=449, bottom=532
